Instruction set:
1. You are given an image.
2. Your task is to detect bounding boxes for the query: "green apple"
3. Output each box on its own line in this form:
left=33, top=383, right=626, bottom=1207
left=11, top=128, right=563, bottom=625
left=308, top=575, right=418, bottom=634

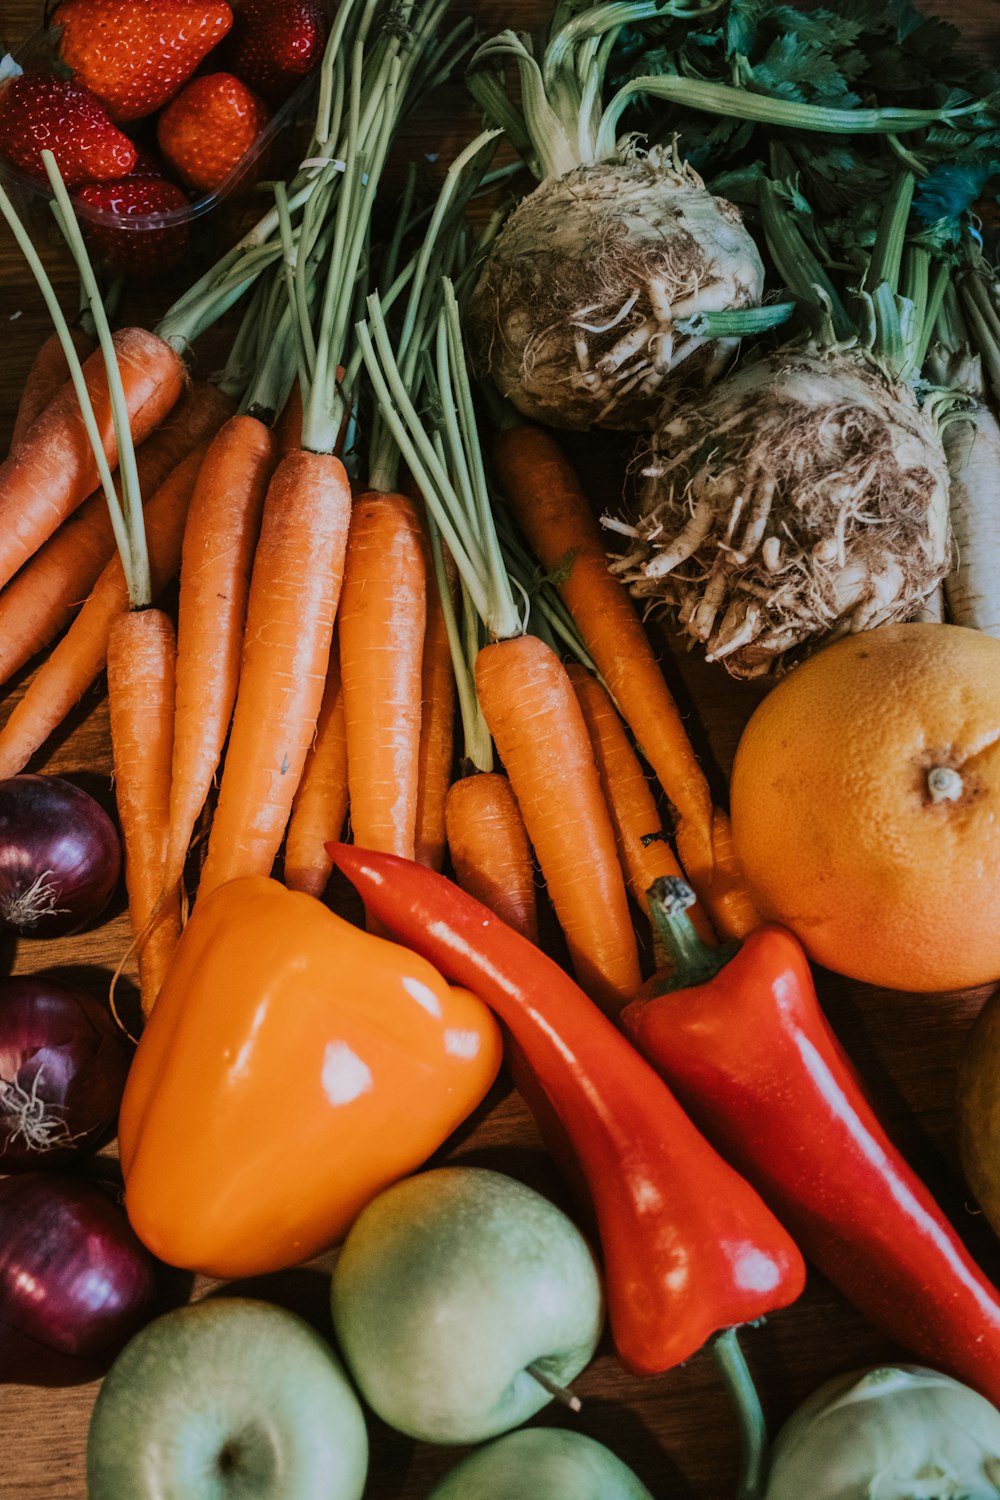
left=427, top=1428, right=655, bottom=1498
left=329, top=1166, right=604, bottom=1445
left=86, top=1297, right=368, bottom=1500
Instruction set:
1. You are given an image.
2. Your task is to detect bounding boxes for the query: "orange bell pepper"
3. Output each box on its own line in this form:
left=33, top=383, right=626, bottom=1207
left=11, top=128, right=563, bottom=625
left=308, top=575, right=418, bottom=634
left=117, top=876, right=503, bottom=1278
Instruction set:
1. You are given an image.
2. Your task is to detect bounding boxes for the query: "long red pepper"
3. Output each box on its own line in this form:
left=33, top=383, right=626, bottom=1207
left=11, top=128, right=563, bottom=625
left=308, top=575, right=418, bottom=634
left=330, top=843, right=806, bottom=1377
left=621, top=877, right=1000, bottom=1409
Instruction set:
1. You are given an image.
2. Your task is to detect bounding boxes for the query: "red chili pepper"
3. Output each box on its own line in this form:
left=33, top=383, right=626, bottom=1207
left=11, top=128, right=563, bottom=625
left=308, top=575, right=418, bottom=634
left=620, top=877, right=1000, bottom=1408
left=329, top=843, right=806, bottom=1377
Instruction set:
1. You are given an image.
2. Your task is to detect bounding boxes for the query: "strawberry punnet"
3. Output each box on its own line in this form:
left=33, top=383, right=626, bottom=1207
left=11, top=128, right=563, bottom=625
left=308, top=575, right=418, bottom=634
left=53, top=0, right=234, bottom=122
left=223, top=0, right=329, bottom=106
left=75, top=176, right=191, bottom=273
left=157, top=72, right=269, bottom=194
left=0, top=70, right=136, bottom=188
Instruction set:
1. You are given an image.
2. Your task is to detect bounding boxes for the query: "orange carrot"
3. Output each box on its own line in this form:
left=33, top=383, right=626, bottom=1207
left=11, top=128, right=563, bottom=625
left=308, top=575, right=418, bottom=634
left=196, top=450, right=351, bottom=899
left=0, top=383, right=233, bottom=688
left=706, top=807, right=761, bottom=941
left=414, top=532, right=457, bottom=871
left=107, top=608, right=182, bottom=1015
left=475, top=632, right=641, bottom=1010
left=566, top=663, right=717, bottom=946
left=494, top=425, right=719, bottom=890
left=283, top=645, right=349, bottom=897
left=275, top=379, right=303, bottom=457
left=444, top=771, right=538, bottom=942
left=11, top=327, right=96, bottom=450
left=0, top=327, right=184, bottom=590
left=163, top=414, right=277, bottom=891
left=0, top=446, right=205, bottom=780
left=337, top=491, right=427, bottom=861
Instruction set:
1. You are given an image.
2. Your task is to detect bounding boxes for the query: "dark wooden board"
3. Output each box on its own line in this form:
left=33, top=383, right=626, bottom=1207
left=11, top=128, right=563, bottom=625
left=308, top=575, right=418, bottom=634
left=1, top=1, right=999, bottom=1494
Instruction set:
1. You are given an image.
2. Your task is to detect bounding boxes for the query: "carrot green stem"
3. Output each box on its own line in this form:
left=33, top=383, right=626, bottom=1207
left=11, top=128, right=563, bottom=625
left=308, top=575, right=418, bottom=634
left=439, top=282, right=522, bottom=639
left=0, top=169, right=143, bottom=605
left=298, top=0, right=466, bottom=453
left=275, top=180, right=316, bottom=386
left=154, top=0, right=364, bottom=344
left=426, top=512, right=493, bottom=774
left=0, top=189, right=125, bottom=562
left=358, top=302, right=492, bottom=620
left=397, top=131, right=500, bottom=391
left=43, top=153, right=150, bottom=606
left=495, top=503, right=599, bottom=674
left=217, top=273, right=271, bottom=400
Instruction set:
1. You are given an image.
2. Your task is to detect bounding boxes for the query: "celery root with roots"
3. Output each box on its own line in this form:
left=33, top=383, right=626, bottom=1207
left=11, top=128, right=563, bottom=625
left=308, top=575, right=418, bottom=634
left=608, top=171, right=954, bottom=676
left=463, top=3, right=770, bottom=431
left=463, top=1, right=974, bottom=433
left=610, top=348, right=950, bottom=676
left=466, top=143, right=766, bottom=431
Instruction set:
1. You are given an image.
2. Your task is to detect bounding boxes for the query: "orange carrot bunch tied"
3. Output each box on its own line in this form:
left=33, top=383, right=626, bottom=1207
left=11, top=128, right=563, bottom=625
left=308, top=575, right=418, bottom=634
left=359, top=260, right=642, bottom=1011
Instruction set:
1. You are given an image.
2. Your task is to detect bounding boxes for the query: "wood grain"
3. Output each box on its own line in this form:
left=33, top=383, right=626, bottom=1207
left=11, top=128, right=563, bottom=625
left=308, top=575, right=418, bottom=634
left=1, top=2, right=1000, bottom=1496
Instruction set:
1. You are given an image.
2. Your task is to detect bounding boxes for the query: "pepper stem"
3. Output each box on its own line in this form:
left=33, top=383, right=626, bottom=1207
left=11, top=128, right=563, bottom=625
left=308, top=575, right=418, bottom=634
left=647, top=877, right=738, bottom=990
left=713, top=1328, right=768, bottom=1500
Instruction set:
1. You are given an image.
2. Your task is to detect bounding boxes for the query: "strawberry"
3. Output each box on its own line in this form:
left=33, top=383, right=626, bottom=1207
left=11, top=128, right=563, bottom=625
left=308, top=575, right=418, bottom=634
left=222, top=0, right=329, bottom=106
left=75, top=175, right=190, bottom=273
left=157, top=72, right=269, bottom=193
left=53, top=0, right=234, bottom=122
left=0, top=69, right=136, bottom=188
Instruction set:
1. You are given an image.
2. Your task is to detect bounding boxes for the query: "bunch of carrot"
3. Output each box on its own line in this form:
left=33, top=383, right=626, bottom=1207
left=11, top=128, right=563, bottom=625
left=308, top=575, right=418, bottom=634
left=0, top=0, right=755, bottom=1025
left=0, top=0, right=478, bottom=1005
left=356, top=257, right=756, bottom=1013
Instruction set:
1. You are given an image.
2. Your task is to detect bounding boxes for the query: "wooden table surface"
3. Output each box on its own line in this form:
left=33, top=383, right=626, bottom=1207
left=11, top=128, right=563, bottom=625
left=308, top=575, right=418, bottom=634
left=2, top=1, right=1000, bottom=1495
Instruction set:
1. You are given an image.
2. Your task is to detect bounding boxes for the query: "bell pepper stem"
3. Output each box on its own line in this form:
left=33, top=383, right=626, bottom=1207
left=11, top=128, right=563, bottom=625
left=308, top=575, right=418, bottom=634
left=647, top=877, right=739, bottom=990
left=526, top=1362, right=583, bottom=1412
left=712, top=1327, right=768, bottom=1500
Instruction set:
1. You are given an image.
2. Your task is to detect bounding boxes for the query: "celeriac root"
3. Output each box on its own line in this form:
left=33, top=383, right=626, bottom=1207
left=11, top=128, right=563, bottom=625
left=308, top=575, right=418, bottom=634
left=606, top=348, right=951, bottom=677
left=465, top=149, right=764, bottom=432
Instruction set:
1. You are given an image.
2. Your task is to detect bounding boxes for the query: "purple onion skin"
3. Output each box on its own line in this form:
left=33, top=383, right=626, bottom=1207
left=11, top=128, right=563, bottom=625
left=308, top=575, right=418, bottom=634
left=0, top=1173, right=157, bottom=1386
left=0, top=977, right=131, bottom=1169
left=0, top=775, right=121, bottom=938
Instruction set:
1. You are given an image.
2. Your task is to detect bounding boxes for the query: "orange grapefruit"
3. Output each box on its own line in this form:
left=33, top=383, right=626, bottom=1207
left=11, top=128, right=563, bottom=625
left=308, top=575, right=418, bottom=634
left=729, top=622, right=1000, bottom=993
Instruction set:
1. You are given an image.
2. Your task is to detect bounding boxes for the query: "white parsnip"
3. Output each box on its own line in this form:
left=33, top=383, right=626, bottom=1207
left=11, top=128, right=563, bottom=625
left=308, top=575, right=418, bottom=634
left=941, top=401, right=1000, bottom=638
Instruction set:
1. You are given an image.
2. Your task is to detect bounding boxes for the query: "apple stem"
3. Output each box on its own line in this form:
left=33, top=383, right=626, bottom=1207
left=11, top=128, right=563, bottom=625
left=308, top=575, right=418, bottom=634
left=527, top=1363, right=583, bottom=1413
left=712, top=1327, right=767, bottom=1499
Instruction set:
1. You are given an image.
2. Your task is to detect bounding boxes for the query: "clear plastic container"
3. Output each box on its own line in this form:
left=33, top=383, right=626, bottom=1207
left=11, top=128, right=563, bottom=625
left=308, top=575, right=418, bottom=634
left=0, top=15, right=327, bottom=277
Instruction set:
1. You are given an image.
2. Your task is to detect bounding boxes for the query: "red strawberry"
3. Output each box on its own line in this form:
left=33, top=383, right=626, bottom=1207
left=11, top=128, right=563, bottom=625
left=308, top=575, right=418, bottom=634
left=223, top=0, right=329, bottom=106
left=54, top=0, right=234, bottom=122
left=157, top=72, right=269, bottom=193
left=125, top=144, right=167, bottom=176
left=75, top=175, right=191, bottom=273
left=0, top=70, right=136, bottom=188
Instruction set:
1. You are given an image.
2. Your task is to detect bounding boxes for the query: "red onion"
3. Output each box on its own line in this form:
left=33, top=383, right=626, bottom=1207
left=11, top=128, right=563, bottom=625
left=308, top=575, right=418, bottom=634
left=0, top=1172, right=157, bottom=1386
left=0, top=976, right=130, bottom=1168
left=0, top=775, right=121, bottom=937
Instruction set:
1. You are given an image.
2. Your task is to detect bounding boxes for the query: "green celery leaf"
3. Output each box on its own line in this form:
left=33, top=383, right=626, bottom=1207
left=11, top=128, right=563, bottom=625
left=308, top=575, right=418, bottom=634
left=726, top=0, right=769, bottom=59
left=765, top=6, right=864, bottom=50
left=751, top=33, right=852, bottom=103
